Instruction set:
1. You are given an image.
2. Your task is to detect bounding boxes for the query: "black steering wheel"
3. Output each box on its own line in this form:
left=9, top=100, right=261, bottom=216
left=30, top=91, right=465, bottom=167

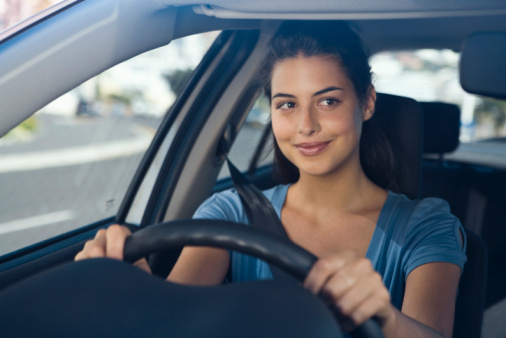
left=124, top=219, right=384, bottom=338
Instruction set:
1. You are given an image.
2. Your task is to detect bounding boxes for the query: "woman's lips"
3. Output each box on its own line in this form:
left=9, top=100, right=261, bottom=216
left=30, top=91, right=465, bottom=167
left=295, top=141, right=330, bottom=156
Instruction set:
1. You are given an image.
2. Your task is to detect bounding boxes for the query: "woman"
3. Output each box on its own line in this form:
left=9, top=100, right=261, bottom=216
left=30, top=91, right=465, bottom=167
left=76, top=21, right=466, bottom=337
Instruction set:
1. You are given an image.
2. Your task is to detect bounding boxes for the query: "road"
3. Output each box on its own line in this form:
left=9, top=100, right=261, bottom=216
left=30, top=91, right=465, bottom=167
left=0, top=114, right=160, bottom=256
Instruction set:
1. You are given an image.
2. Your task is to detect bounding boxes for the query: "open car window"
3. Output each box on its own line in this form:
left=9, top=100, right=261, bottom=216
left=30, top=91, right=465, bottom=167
left=0, top=31, right=219, bottom=257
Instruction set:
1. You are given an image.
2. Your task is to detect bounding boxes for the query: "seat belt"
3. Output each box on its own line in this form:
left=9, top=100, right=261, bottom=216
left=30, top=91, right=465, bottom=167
left=226, top=159, right=298, bottom=284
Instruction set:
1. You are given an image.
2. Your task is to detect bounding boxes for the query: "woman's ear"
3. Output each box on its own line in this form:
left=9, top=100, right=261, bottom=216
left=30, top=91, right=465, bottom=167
left=363, top=86, right=376, bottom=121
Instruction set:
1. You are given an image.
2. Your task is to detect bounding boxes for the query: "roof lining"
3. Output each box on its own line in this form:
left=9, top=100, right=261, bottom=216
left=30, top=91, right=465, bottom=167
left=194, top=5, right=506, bottom=20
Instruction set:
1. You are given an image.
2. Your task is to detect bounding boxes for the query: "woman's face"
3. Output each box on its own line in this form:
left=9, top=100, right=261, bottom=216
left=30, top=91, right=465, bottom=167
left=270, top=55, right=375, bottom=179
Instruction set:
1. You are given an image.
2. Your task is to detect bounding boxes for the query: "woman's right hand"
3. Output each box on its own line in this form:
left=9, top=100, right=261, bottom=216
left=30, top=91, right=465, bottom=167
left=74, top=224, right=151, bottom=273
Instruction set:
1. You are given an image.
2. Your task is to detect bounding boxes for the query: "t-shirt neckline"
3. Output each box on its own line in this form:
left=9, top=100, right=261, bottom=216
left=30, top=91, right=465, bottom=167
left=272, top=185, right=398, bottom=259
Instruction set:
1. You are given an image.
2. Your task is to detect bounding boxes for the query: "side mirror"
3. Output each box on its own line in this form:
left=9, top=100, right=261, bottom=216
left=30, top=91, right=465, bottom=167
left=460, top=32, right=506, bottom=99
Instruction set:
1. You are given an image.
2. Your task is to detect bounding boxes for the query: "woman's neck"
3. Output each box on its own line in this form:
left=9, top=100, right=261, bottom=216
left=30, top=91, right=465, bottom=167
left=288, top=164, right=385, bottom=215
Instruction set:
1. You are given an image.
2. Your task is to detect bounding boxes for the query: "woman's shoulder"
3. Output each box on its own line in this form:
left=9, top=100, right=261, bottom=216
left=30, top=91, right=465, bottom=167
left=383, top=192, right=467, bottom=276
left=383, top=191, right=462, bottom=242
left=192, top=188, right=243, bottom=222
left=386, top=191, right=455, bottom=223
left=192, top=184, right=289, bottom=223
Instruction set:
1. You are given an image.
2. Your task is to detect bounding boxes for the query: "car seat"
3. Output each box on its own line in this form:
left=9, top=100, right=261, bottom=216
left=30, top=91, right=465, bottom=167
left=421, top=101, right=488, bottom=338
left=363, top=93, right=424, bottom=200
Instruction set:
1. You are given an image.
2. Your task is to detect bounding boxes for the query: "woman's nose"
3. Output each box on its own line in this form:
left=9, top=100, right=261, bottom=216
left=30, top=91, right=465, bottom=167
left=297, top=107, right=320, bottom=136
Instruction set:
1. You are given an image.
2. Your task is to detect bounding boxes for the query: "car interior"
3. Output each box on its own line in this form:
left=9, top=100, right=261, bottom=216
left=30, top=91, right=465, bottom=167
left=0, top=1, right=506, bottom=337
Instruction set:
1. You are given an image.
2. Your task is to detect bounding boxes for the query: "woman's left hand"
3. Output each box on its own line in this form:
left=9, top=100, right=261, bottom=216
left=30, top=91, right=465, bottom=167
left=303, top=251, right=394, bottom=332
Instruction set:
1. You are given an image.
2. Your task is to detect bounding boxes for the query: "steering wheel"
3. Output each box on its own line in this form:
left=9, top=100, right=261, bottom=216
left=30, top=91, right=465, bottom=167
left=124, top=219, right=384, bottom=338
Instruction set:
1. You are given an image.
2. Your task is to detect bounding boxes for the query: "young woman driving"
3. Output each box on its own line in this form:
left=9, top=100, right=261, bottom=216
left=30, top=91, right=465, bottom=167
left=75, top=21, right=467, bottom=337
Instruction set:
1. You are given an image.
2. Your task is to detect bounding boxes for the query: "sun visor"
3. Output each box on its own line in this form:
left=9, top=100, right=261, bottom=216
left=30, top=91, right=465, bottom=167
left=460, top=32, right=506, bottom=99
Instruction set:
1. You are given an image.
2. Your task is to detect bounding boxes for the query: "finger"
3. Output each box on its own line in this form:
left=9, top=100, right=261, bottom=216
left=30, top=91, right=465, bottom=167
left=85, top=229, right=107, bottom=258
left=329, top=274, right=384, bottom=332
left=347, top=291, right=391, bottom=328
left=74, top=240, right=93, bottom=261
left=74, top=250, right=85, bottom=261
left=304, top=259, right=341, bottom=296
left=304, top=252, right=356, bottom=295
left=336, top=272, right=378, bottom=317
left=320, top=268, right=358, bottom=304
left=333, top=259, right=378, bottom=314
left=105, top=224, right=131, bottom=260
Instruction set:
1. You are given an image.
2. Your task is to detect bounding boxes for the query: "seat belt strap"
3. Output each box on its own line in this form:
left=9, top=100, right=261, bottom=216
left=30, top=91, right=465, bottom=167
left=226, top=159, right=286, bottom=238
left=226, top=159, right=298, bottom=284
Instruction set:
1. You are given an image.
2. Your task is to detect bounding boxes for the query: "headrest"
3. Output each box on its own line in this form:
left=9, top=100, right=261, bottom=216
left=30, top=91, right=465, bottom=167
left=421, top=102, right=460, bottom=154
left=460, top=32, right=506, bottom=100
left=363, top=93, right=423, bottom=200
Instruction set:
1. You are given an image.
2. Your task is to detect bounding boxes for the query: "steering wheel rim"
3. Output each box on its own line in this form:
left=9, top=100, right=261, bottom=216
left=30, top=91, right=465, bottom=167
left=124, top=219, right=384, bottom=338
left=124, top=219, right=317, bottom=281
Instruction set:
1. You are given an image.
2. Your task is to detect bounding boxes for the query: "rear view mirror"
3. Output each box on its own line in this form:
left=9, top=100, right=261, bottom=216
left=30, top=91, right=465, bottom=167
left=460, top=32, right=506, bottom=99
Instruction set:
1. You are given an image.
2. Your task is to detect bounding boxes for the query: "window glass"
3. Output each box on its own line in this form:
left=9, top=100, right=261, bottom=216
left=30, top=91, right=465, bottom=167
left=0, top=32, right=219, bottom=256
left=370, top=50, right=506, bottom=142
left=0, top=0, right=64, bottom=32
left=218, top=94, right=273, bottom=179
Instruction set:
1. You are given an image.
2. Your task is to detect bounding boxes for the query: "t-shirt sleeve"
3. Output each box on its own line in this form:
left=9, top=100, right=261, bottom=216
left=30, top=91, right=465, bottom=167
left=192, top=189, right=246, bottom=224
left=403, top=198, right=468, bottom=279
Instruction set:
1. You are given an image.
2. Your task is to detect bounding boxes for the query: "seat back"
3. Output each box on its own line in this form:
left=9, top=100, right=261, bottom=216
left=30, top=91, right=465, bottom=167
left=363, top=93, right=424, bottom=200
left=420, top=101, right=488, bottom=338
left=421, top=102, right=460, bottom=156
left=420, top=101, right=468, bottom=222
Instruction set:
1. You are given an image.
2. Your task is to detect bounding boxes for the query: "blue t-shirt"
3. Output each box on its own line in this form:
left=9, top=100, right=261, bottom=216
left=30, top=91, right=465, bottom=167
left=193, top=184, right=467, bottom=309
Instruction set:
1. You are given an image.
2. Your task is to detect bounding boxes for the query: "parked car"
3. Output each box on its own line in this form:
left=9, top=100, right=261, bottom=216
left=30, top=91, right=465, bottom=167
left=0, top=0, right=505, bottom=337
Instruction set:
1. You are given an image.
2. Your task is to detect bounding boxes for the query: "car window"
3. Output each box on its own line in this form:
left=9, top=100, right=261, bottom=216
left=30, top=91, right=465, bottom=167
left=0, top=1, right=62, bottom=30
left=218, top=94, right=273, bottom=179
left=370, top=49, right=506, bottom=143
left=0, top=31, right=219, bottom=256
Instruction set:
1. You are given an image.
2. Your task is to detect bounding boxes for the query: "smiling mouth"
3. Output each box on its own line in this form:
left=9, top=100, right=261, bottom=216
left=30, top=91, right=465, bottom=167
left=295, top=141, right=330, bottom=156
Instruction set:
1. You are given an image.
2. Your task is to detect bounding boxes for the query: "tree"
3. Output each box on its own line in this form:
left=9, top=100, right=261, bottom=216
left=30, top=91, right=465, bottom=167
left=163, top=69, right=193, bottom=96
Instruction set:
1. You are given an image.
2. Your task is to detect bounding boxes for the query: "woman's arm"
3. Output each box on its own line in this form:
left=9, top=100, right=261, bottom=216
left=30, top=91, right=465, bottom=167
left=167, top=246, right=229, bottom=285
left=386, top=262, right=462, bottom=337
left=304, top=252, right=461, bottom=337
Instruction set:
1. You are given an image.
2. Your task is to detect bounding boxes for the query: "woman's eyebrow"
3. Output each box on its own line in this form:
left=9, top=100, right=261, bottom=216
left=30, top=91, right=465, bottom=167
left=272, top=86, right=343, bottom=100
left=312, top=86, right=343, bottom=97
left=272, top=93, right=295, bottom=99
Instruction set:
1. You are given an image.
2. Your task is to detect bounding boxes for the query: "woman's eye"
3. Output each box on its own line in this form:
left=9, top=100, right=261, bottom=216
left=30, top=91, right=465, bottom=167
left=319, top=98, right=340, bottom=106
left=278, top=102, right=296, bottom=109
